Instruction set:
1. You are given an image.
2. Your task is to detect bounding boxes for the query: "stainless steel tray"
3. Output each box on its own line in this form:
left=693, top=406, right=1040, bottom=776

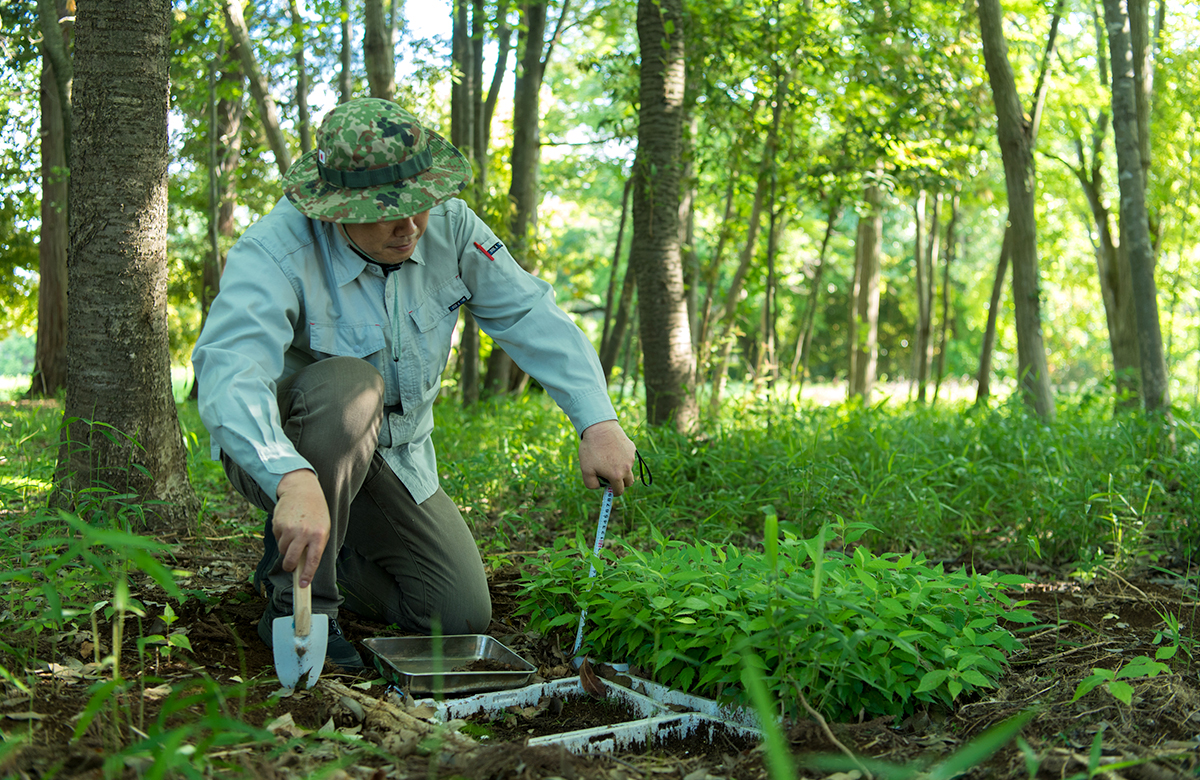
left=362, top=634, right=536, bottom=696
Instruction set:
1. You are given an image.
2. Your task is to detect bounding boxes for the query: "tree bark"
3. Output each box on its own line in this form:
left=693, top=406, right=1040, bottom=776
left=912, top=190, right=928, bottom=402
left=849, top=181, right=882, bottom=401
left=790, top=194, right=840, bottom=392
left=600, top=177, right=633, bottom=374
left=1103, top=0, right=1169, bottom=413
left=452, top=0, right=480, bottom=405
left=56, top=0, right=199, bottom=529
left=631, top=0, right=695, bottom=430
left=977, top=0, right=1055, bottom=421
left=486, top=0, right=567, bottom=395
left=364, top=0, right=395, bottom=100
left=290, top=0, right=312, bottom=153
left=29, top=1, right=71, bottom=398
left=932, top=190, right=958, bottom=404
left=339, top=0, right=353, bottom=103
left=223, top=0, right=291, bottom=174
left=975, top=228, right=1008, bottom=405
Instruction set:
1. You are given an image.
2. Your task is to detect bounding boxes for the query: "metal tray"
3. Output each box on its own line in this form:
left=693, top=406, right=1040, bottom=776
left=362, top=634, right=536, bottom=696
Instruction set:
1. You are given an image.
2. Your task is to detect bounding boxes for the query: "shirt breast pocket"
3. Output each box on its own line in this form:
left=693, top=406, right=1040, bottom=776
left=408, top=276, right=471, bottom=393
left=308, top=322, right=387, bottom=360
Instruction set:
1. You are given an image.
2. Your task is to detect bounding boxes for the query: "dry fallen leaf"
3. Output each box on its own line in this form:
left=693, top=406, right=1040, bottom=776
left=579, top=656, right=607, bottom=699
left=4, top=712, right=47, bottom=721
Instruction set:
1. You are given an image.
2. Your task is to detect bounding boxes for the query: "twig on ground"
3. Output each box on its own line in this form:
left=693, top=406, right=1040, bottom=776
left=1100, top=567, right=1151, bottom=600
left=1010, top=639, right=1115, bottom=666
left=796, top=688, right=874, bottom=780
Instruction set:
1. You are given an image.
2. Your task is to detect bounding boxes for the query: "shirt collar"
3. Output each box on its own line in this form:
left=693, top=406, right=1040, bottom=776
left=329, top=223, right=427, bottom=284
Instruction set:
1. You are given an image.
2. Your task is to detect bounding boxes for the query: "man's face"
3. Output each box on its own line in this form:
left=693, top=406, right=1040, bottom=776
left=343, top=210, right=430, bottom=265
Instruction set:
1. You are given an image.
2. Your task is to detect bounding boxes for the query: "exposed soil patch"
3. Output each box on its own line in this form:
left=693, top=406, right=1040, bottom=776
left=468, top=693, right=642, bottom=741
left=453, top=658, right=525, bottom=672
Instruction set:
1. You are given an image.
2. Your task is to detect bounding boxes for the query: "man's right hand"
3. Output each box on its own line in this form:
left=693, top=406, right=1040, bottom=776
left=273, top=469, right=330, bottom=588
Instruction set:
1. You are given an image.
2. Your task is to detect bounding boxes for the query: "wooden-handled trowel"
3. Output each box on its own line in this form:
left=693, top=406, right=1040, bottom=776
left=273, top=569, right=329, bottom=691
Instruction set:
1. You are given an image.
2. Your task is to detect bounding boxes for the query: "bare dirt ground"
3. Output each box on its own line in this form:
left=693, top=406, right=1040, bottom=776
left=1, top=506, right=1198, bottom=779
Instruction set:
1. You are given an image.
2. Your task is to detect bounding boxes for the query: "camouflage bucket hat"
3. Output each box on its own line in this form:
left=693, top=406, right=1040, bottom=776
left=283, top=98, right=472, bottom=223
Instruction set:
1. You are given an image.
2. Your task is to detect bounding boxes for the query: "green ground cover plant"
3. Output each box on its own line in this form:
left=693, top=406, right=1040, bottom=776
left=517, top=515, right=1037, bottom=722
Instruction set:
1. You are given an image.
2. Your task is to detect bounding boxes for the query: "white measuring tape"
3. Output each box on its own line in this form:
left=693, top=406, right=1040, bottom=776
left=571, top=484, right=614, bottom=658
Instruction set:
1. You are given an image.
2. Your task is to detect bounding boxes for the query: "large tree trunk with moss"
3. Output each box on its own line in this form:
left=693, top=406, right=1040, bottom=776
left=977, top=0, right=1055, bottom=421
left=631, top=0, right=695, bottom=430
left=55, top=0, right=199, bottom=530
left=30, top=3, right=70, bottom=398
left=1103, top=0, right=1169, bottom=413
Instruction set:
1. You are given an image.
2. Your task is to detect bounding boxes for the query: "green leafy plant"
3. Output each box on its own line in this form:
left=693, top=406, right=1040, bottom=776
left=518, top=518, right=1035, bottom=721
left=1070, top=655, right=1173, bottom=706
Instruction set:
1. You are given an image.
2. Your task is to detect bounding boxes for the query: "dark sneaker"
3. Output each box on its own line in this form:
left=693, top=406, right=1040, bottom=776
left=257, top=601, right=366, bottom=671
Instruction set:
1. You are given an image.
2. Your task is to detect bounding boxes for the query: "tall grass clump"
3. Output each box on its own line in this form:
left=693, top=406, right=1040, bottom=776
left=430, top=387, right=1196, bottom=568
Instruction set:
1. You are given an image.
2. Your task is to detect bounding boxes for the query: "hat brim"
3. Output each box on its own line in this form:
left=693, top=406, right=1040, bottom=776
left=283, top=130, right=473, bottom=224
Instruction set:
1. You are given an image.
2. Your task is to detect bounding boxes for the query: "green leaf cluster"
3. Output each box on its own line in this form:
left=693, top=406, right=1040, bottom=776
left=518, top=523, right=1035, bottom=721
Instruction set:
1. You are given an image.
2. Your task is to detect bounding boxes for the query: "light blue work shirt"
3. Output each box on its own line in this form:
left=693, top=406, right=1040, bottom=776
left=192, top=197, right=616, bottom=504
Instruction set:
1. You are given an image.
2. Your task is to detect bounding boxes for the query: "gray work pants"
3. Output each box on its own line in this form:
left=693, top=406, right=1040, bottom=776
left=222, top=356, right=492, bottom=634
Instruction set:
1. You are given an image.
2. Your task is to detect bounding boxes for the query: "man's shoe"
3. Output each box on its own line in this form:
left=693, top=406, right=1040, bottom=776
left=257, top=601, right=366, bottom=671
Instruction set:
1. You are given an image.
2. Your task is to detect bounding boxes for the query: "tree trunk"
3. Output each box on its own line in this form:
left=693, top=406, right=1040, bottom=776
left=56, top=0, right=199, bottom=529
left=364, top=0, right=395, bottom=100
left=932, top=190, right=958, bottom=404
left=192, top=49, right=244, bottom=402
left=600, top=176, right=638, bottom=362
left=1070, top=120, right=1140, bottom=401
left=912, top=190, right=928, bottom=401
left=849, top=181, right=882, bottom=401
left=695, top=176, right=738, bottom=365
left=290, top=0, right=312, bottom=153
left=452, top=0, right=480, bottom=405
left=486, top=0, right=567, bottom=395
left=703, top=75, right=789, bottom=412
left=790, top=194, right=840, bottom=393
left=36, top=0, right=72, bottom=167
left=223, top=0, right=291, bottom=174
left=975, top=228, right=1008, bottom=405
left=1103, top=0, right=1169, bottom=414
left=977, top=0, right=1055, bottom=421
left=339, top=0, right=353, bottom=102
left=29, top=3, right=70, bottom=398
left=631, top=0, right=695, bottom=430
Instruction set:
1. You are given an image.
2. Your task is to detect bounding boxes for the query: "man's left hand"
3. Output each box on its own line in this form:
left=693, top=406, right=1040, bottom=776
left=579, top=420, right=637, bottom=496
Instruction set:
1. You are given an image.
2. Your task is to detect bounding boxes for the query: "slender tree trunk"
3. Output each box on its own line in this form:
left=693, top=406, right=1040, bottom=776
left=695, top=176, right=738, bottom=365
left=977, top=0, right=1055, bottom=421
left=364, top=0, right=395, bottom=100
left=932, top=190, right=958, bottom=404
left=850, top=181, right=883, bottom=401
left=631, top=0, right=695, bottom=430
left=1103, top=0, right=1169, bottom=414
left=790, top=195, right=840, bottom=392
left=339, top=0, right=353, bottom=102
left=192, top=49, right=244, bottom=402
left=912, top=190, right=928, bottom=401
left=452, top=0, right=480, bottom=406
left=486, top=0, right=567, bottom=395
left=602, top=249, right=637, bottom=382
left=30, top=3, right=70, bottom=398
left=483, top=0, right=511, bottom=148
left=600, top=177, right=632, bottom=364
left=704, top=75, right=789, bottom=412
left=976, top=228, right=1008, bottom=404
left=290, top=0, right=312, bottom=153
left=56, top=0, right=199, bottom=529
left=223, top=0, right=291, bottom=174
left=37, top=0, right=72, bottom=167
